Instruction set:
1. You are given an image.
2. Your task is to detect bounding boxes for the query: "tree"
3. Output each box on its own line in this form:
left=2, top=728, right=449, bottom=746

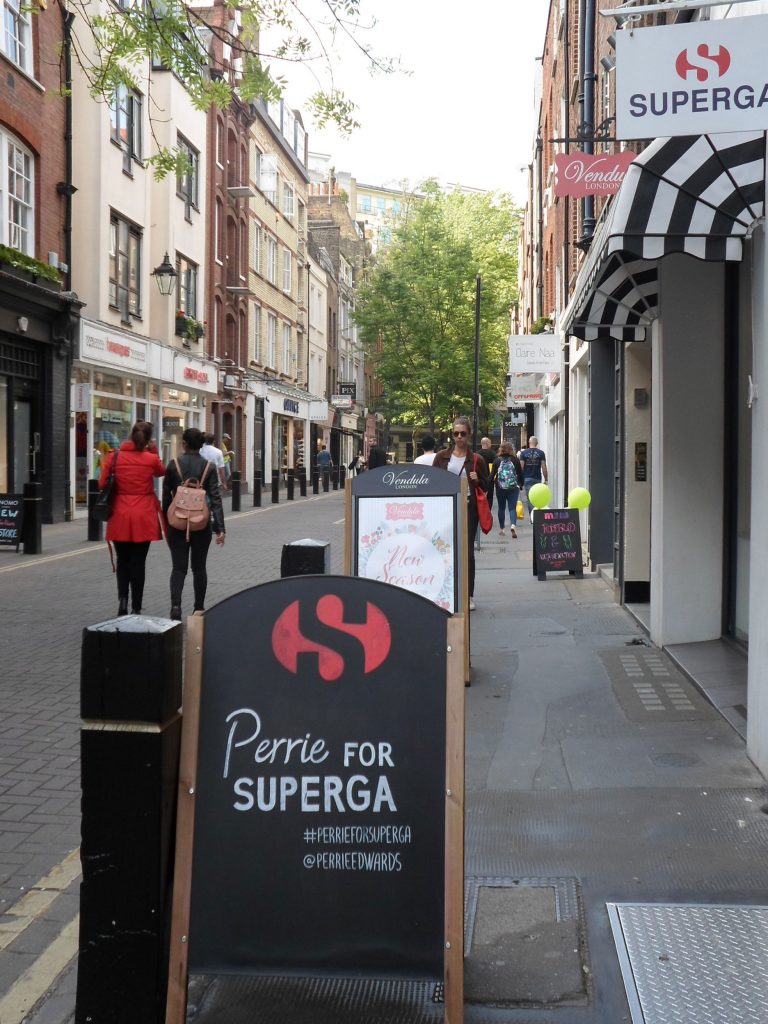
left=62, top=0, right=391, bottom=176
left=355, top=185, right=520, bottom=432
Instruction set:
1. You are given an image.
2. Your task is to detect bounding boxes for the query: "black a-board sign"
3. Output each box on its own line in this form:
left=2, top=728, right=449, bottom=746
left=166, top=575, right=465, bottom=1024
left=0, top=494, right=23, bottom=551
left=532, top=508, right=584, bottom=581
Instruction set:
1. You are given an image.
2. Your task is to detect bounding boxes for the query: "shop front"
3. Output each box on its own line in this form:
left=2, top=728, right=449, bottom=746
left=74, top=319, right=217, bottom=504
left=262, top=380, right=327, bottom=483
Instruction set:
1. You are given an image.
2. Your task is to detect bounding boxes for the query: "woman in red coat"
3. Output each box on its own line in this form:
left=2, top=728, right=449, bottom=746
left=99, top=420, right=165, bottom=616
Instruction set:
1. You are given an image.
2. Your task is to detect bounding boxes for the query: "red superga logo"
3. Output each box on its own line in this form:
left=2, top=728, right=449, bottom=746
left=675, top=44, right=730, bottom=82
left=271, top=596, right=391, bottom=681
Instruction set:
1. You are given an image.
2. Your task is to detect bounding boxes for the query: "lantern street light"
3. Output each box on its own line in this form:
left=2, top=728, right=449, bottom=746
left=151, top=252, right=177, bottom=296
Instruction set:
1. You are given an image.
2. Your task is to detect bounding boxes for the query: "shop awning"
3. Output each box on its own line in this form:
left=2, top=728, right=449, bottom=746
left=563, top=131, right=765, bottom=341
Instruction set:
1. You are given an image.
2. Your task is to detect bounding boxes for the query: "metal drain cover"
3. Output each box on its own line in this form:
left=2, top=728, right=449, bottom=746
left=608, top=902, right=768, bottom=1024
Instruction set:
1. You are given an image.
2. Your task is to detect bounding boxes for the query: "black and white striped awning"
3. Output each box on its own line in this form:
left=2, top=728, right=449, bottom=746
left=563, top=131, right=765, bottom=342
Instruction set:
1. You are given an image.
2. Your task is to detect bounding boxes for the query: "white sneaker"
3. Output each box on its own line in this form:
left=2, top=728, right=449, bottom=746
left=469, top=597, right=476, bottom=611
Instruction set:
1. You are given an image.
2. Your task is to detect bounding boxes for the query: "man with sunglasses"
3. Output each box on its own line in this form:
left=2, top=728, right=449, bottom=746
left=433, top=416, right=488, bottom=611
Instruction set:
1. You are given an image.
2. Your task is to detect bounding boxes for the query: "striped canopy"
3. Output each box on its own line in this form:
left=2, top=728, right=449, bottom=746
left=564, top=131, right=765, bottom=342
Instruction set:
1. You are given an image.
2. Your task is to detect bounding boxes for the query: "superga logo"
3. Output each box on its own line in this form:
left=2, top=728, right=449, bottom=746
left=675, top=44, right=730, bottom=82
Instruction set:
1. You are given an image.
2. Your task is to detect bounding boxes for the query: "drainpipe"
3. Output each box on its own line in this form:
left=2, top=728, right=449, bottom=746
left=61, top=4, right=76, bottom=519
left=581, top=0, right=597, bottom=242
left=563, top=0, right=571, bottom=502
left=536, top=129, right=544, bottom=321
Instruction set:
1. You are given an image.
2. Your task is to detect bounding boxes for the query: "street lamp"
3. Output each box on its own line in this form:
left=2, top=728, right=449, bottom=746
left=151, top=253, right=177, bottom=296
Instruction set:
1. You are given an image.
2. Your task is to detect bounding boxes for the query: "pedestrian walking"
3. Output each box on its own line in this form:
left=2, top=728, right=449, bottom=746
left=491, top=441, right=522, bottom=538
left=413, top=434, right=437, bottom=466
left=518, top=435, right=548, bottom=513
left=479, top=436, right=496, bottom=511
left=221, top=433, right=233, bottom=484
left=432, top=415, right=489, bottom=611
left=162, top=427, right=226, bottom=620
left=367, top=444, right=388, bottom=469
left=99, top=420, right=165, bottom=617
left=316, top=444, right=332, bottom=487
left=201, top=433, right=227, bottom=492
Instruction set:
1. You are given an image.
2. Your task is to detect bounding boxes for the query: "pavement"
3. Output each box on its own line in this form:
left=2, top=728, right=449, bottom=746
left=1, top=490, right=767, bottom=1023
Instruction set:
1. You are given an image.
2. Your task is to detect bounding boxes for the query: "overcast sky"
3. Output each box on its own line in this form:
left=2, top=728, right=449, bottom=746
left=265, top=1, right=550, bottom=203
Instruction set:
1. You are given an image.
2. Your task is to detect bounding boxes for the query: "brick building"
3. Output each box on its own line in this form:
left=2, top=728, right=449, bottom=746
left=0, top=4, right=82, bottom=521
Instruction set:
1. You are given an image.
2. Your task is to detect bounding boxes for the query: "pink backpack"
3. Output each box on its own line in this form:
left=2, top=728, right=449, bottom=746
left=166, top=459, right=212, bottom=539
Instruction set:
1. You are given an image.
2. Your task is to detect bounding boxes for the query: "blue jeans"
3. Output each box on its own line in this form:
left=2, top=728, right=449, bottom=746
left=522, top=479, right=542, bottom=513
left=496, top=486, right=520, bottom=529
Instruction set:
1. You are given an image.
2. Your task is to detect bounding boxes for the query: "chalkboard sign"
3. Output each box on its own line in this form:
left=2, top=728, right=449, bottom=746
left=167, top=576, right=465, bottom=1023
left=532, top=508, right=584, bottom=580
left=0, top=494, right=23, bottom=551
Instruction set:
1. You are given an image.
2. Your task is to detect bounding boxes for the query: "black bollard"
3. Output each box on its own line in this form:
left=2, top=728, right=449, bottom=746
left=77, top=616, right=183, bottom=1024
left=287, top=468, right=295, bottom=501
left=272, top=469, right=280, bottom=504
left=299, top=469, right=307, bottom=498
left=231, top=470, right=241, bottom=512
left=322, top=469, right=329, bottom=493
left=253, top=471, right=262, bottom=508
left=87, top=479, right=102, bottom=543
left=22, top=480, right=43, bottom=554
left=339, top=464, right=346, bottom=487
left=280, top=538, right=331, bottom=577
left=312, top=470, right=319, bottom=495
left=332, top=466, right=339, bottom=491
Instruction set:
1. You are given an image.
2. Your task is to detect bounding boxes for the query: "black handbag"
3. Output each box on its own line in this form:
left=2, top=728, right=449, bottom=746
left=93, top=450, right=118, bottom=522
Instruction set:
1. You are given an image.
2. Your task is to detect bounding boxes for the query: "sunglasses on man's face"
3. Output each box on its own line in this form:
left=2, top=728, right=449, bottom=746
left=453, top=430, right=467, bottom=437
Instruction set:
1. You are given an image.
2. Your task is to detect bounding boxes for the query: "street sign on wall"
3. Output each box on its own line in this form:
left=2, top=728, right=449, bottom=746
left=554, top=152, right=635, bottom=198
left=616, top=15, right=768, bottom=139
left=509, top=335, right=562, bottom=374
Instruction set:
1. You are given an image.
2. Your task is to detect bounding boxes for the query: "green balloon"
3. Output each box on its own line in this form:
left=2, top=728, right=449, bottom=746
left=567, top=487, right=591, bottom=510
left=528, top=483, right=551, bottom=509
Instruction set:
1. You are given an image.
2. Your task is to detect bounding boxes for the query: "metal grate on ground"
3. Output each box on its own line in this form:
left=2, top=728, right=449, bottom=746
left=464, top=875, right=580, bottom=956
left=608, top=902, right=768, bottom=1024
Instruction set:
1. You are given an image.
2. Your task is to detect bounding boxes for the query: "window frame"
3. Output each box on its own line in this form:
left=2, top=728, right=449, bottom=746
left=109, top=213, right=142, bottom=322
left=282, top=248, right=292, bottom=294
left=281, top=321, right=291, bottom=375
left=266, top=235, right=277, bottom=285
left=2, top=0, right=32, bottom=74
left=1, top=130, right=34, bottom=255
left=175, top=253, right=198, bottom=321
left=176, top=134, right=199, bottom=220
left=110, top=84, right=143, bottom=174
left=267, top=312, right=277, bottom=368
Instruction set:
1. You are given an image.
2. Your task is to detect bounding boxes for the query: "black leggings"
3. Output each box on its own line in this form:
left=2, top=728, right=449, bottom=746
left=113, top=541, right=151, bottom=611
left=166, top=526, right=213, bottom=611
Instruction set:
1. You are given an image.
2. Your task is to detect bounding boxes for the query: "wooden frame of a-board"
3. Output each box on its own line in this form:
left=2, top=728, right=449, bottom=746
left=344, top=472, right=471, bottom=685
left=165, top=593, right=465, bottom=1024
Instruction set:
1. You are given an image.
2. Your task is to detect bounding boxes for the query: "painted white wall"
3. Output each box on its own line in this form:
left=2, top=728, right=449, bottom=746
left=747, top=225, right=768, bottom=775
left=649, top=255, right=725, bottom=646
left=623, top=341, right=652, bottom=584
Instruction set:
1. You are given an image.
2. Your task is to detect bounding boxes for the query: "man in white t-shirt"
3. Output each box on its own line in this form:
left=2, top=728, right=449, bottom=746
left=413, top=434, right=437, bottom=466
left=201, top=433, right=227, bottom=492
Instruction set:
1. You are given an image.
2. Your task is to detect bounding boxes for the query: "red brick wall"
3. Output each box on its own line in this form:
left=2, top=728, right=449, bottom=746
left=0, top=7, right=67, bottom=263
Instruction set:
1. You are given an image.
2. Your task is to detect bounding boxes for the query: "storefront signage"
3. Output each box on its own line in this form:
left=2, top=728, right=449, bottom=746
left=309, top=400, right=329, bottom=422
left=554, top=152, right=635, bottom=197
left=74, top=384, right=91, bottom=414
left=332, top=395, right=353, bottom=409
left=165, top=577, right=465, bottom=1023
left=533, top=508, right=584, bottom=581
left=283, top=398, right=300, bottom=414
left=338, top=381, right=357, bottom=399
left=507, top=374, right=545, bottom=404
left=509, top=335, right=562, bottom=374
left=183, top=367, right=210, bottom=385
left=0, top=494, right=23, bottom=550
left=616, top=15, right=768, bottom=138
left=80, top=321, right=148, bottom=375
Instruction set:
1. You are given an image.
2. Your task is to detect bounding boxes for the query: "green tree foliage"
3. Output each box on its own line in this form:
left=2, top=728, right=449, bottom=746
left=355, top=185, right=520, bottom=431
left=64, top=0, right=391, bottom=175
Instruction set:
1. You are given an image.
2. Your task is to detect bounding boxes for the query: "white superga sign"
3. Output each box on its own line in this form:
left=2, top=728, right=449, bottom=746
left=616, top=15, right=768, bottom=139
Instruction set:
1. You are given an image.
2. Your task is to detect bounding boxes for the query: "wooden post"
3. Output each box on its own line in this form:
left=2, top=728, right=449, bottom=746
left=445, top=615, right=465, bottom=1024
left=77, top=617, right=183, bottom=1024
left=165, top=616, right=205, bottom=1024
left=343, top=479, right=352, bottom=574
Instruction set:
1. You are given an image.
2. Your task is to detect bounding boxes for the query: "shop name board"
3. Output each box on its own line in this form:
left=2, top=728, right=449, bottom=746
left=284, top=399, right=300, bottom=414
left=332, top=395, right=353, bottom=409
left=507, top=374, right=545, bottom=404
left=509, top=335, right=562, bottom=375
left=616, top=15, right=768, bottom=138
left=80, top=322, right=148, bottom=374
left=184, top=367, right=209, bottom=385
left=554, top=152, right=635, bottom=197
left=338, top=381, right=357, bottom=399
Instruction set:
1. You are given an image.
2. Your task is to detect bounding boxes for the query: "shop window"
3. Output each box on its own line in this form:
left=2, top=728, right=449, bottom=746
left=252, top=223, right=262, bottom=274
left=109, top=214, right=142, bottom=321
left=1, top=131, right=34, bottom=255
left=267, top=236, right=277, bottom=285
left=282, top=322, right=291, bottom=374
left=267, top=313, right=277, bottom=367
left=283, top=181, right=294, bottom=221
left=282, top=249, right=292, bottom=294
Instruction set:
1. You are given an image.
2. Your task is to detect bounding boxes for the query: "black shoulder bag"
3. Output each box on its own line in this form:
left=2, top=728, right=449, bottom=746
left=93, top=450, right=119, bottom=522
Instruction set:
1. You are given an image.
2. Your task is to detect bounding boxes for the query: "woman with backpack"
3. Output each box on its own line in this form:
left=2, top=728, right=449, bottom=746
left=491, top=441, right=522, bottom=539
left=99, top=420, right=166, bottom=616
left=162, top=427, right=225, bottom=620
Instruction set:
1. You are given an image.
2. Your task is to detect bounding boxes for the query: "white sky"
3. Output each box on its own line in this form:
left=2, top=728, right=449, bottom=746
left=264, top=1, right=551, bottom=203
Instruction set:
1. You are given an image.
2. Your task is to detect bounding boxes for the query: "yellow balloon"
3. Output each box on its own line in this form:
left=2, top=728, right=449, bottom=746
left=528, top=483, right=551, bottom=509
left=567, top=487, right=591, bottom=510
